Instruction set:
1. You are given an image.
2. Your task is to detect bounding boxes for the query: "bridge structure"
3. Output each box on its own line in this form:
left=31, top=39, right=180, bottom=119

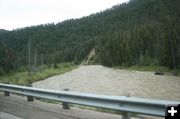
left=0, top=83, right=179, bottom=119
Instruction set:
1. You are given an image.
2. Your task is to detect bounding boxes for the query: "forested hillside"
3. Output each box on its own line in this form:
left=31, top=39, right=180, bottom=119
left=1, top=0, right=180, bottom=75
left=0, top=42, right=15, bottom=75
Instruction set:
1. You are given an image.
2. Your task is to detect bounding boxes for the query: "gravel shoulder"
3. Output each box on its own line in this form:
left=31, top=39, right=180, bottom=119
left=33, top=65, right=180, bottom=100
left=0, top=111, right=23, bottom=119
left=0, top=93, right=132, bottom=119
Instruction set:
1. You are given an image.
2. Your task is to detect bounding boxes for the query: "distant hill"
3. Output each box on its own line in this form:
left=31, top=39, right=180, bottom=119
left=0, top=29, right=8, bottom=40
left=0, top=29, right=8, bottom=33
left=1, top=0, right=180, bottom=74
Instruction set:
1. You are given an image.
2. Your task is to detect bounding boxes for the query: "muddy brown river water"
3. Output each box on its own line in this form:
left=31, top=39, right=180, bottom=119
left=33, top=65, right=180, bottom=101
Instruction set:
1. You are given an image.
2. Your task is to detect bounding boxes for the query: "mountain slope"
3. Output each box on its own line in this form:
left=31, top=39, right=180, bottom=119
left=0, top=29, right=8, bottom=41
left=2, top=0, right=180, bottom=72
left=0, top=42, right=15, bottom=75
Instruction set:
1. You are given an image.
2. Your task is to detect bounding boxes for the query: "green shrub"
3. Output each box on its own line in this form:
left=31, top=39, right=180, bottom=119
left=0, top=63, right=77, bottom=85
left=0, top=67, right=5, bottom=76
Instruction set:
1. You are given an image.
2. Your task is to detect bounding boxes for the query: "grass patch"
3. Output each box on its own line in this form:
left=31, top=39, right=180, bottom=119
left=127, top=65, right=170, bottom=72
left=113, top=65, right=180, bottom=76
left=36, top=98, right=59, bottom=104
left=114, top=65, right=170, bottom=72
left=0, top=62, right=78, bottom=86
left=71, top=104, right=138, bottom=117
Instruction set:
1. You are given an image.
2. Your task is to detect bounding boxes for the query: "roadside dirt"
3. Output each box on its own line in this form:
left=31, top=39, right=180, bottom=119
left=33, top=65, right=180, bottom=101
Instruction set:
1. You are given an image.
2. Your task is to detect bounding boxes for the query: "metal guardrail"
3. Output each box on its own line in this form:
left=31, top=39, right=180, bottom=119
left=0, top=83, right=179, bottom=119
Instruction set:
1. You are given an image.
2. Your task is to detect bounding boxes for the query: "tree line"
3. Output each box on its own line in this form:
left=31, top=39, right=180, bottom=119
left=0, top=0, right=180, bottom=75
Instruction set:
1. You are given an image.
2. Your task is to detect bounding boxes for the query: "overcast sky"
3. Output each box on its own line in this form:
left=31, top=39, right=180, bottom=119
left=0, top=0, right=129, bottom=30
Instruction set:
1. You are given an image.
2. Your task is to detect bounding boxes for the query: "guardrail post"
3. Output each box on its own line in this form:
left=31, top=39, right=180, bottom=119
left=27, top=84, right=34, bottom=102
left=3, top=82, right=10, bottom=96
left=27, top=95, right=34, bottom=102
left=122, top=112, right=130, bottom=119
left=4, top=91, right=10, bottom=96
left=62, top=88, right=70, bottom=109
